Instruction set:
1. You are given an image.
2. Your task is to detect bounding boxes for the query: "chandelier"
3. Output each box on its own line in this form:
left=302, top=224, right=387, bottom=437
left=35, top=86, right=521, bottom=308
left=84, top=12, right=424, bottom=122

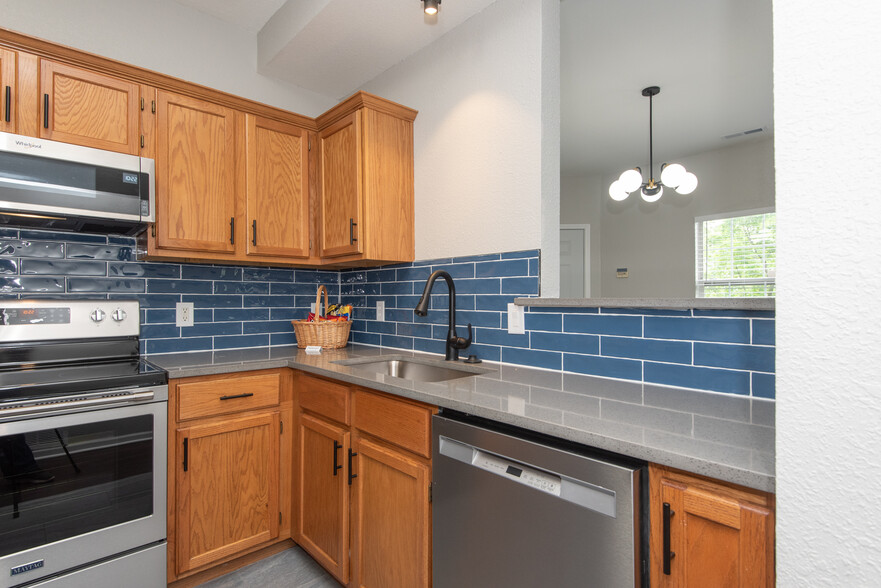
left=609, top=86, right=698, bottom=203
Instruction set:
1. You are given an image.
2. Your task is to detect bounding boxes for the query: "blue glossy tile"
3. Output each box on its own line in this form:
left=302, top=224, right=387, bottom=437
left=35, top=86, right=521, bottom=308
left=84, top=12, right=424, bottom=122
left=184, top=322, right=243, bottom=337
left=502, top=277, right=539, bottom=295
left=108, top=235, right=137, bottom=246
left=694, top=343, right=775, bottom=373
left=146, top=309, right=176, bottom=323
left=503, top=347, right=562, bottom=371
left=21, top=260, right=105, bottom=276
left=430, top=263, right=475, bottom=279
left=381, top=281, right=413, bottom=295
left=532, top=331, right=599, bottom=354
left=213, top=334, right=270, bottom=349
left=564, top=314, right=642, bottom=336
left=475, top=259, right=528, bottom=278
left=365, top=269, right=396, bottom=283
left=294, top=270, right=338, bottom=284
left=341, top=282, right=381, bottom=296
left=148, top=279, right=211, bottom=294
left=270, top=332, right=298, bottom=346
left=108, top=262, right=180, bottom=278
left=0, top=277, right=64, bottom=293
left=353, top=331, right=381, bottom=345
left=414, top=337, right=444, bottom=355
left=125, top=294, right=179, bottom=308
left=141, top=324, right=181, bottom=339
left=454, top=278, right=500, bottom=295
left=752, top=320, right=775, bottom=345
left=394, top=295, right=420, bottom=309
left=530, top=306, right=598, bottom=314
left=181, top=265, right=243, bottom=280
left=29, top=293, right=104, bottom=300
left=66, top=243, right=132, bottom=261
left=529, top=258, right=539, bottom=276
left=397, top=266, right=432, bottom=282
left=269, top=308, right=297, bottom=321
left=366, top=321, right=396, bottom=335
left=600, top=307, right=691, bottom=316
left=602, top=336, right=692, bottom=363
left=68, top=278, right=145, bottom=293
left=0, top=240, right=64, bottom=258
left=341, top=271, right=367, bottom=284
left=501, top=249, right=539, bottom=259
left=752, top=373, right=776, bottom=399
left=525, top=312, right=561, bottom=332
left=475, top=328, right=529, bottom=348
left=194, top=309, right=213, bottom=323
left=147, top=337, right=213, bottom=354
left=453, top=253, right=501, bottom=263
left=457, top=310, right=500, bottom=329
left=243, top=295, right=296, bottom=308
left=475, top=295, right=512, bottom=311
left=340, top=295, right=366, bottom=309
left=644, top=363, right=750, bottom=395
left=213, top=308, right=269, bottom=321
left=644, top=317, right=750, bottom=343
left=215, top=281, right=270, bottom=295
left=0, top=260, right=15, bottom=275
left=564, top=354, right=642, bottom=381
left=381, top=334, right=414, bottom=350
left=182, top=295, right=242, bottom=308
left=20, top=230, right=106, bottom=244
left=382, top=308, right=412, bottom=322
left=245, top=268, right=295, bottom=282
left=0, top=229, right=18, bottom=238
left=243, top=320, right=294, bottom=334
left=463, top=343, right=500, bottom=362
left=397, top=322, right=432, bottom=338
left=694, top=308, right=775, bottom=318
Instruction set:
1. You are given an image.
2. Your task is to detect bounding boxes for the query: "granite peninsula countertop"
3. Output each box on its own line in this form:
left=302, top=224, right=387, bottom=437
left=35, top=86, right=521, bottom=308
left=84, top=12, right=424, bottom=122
left=149, top=344, right=775, bottom=493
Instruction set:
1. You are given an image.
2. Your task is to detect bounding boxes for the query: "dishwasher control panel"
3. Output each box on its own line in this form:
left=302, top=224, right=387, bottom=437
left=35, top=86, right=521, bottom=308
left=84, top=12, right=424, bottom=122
left=473, top=449, right=562, bottom=496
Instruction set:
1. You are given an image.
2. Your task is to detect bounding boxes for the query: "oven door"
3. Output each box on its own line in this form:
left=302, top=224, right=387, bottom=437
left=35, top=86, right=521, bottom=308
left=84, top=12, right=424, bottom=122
left=0, top=390, right=166, bottom=587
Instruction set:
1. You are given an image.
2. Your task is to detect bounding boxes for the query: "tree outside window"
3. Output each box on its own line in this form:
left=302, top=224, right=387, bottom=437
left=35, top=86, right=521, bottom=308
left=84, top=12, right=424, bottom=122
left=696, top=211, right=776, bottom=297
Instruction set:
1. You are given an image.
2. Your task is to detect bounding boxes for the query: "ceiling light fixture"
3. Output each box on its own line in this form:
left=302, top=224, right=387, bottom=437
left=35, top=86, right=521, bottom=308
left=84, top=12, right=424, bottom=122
left=609, top=86, right=698, bottom=203
left=423, top=0, right=440, bottom=15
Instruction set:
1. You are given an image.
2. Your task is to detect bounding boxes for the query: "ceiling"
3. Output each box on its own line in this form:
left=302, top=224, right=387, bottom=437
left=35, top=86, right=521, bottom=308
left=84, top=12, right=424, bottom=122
left=172, top=0, right=773, bottom=178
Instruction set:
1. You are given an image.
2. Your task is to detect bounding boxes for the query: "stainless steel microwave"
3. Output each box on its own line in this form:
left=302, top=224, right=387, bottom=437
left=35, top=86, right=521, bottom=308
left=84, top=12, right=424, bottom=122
left=0, top=132, right=154, bottom=235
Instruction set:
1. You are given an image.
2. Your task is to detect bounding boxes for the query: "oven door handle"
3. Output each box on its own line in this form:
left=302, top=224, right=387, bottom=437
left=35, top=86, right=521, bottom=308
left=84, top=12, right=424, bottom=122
left=0, top=390, right=156, bottom=418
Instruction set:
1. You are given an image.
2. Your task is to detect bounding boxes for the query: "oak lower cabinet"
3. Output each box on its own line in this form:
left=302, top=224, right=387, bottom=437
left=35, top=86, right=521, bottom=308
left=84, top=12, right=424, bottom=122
left=0, top=49, right=16, bottom=133
left=649, top=464, right=775, bottom=588
left=295, top=372, right=433, bottom=588
left=168, top=369, right=294, bottom=583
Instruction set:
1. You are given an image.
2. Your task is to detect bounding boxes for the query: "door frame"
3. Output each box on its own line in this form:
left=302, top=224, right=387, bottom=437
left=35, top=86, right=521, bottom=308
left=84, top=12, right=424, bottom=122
left=560, top=223, right=591, bottom=298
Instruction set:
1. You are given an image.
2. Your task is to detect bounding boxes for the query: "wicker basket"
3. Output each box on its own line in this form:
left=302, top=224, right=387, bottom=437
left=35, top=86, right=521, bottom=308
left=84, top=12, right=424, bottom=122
left=291, top=285, right=352, bottom=349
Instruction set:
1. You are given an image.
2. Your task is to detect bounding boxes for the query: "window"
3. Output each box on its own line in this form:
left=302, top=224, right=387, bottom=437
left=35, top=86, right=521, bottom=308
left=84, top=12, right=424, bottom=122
left=695, top=210, right=776, bottom=297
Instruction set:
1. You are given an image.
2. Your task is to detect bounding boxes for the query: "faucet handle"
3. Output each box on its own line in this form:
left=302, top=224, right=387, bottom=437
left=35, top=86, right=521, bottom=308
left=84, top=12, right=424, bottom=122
left=452, top=323, right=472, bottom=350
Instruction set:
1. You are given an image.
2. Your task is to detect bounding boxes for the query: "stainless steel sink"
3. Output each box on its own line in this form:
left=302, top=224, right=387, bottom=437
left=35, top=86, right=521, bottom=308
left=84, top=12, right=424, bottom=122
left=338, top=357, right=487, bottom=383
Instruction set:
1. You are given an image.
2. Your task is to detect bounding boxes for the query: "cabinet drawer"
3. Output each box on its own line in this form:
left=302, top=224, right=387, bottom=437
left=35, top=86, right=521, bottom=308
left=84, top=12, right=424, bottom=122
left=299, top=374, right=350, bottom=425
left=353, top=389, right=432, bottom=458
left=178, top=372, right=280, bottom=420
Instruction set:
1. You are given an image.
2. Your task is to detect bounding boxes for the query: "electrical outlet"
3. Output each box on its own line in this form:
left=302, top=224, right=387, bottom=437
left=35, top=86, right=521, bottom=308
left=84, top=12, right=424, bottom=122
left=176, top=302, right=194, bottom=327
left=376, top=300, right=385, bottom=321
left=507, top=303, right=525, bottom=334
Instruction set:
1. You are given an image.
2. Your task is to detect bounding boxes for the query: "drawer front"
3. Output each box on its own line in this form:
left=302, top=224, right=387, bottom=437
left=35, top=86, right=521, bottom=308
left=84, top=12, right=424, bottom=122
left=353, top=389, right=432, bottom=458
left=299, top=373, right=350, bottom=425
left=178, top=372, right=280, bottom=420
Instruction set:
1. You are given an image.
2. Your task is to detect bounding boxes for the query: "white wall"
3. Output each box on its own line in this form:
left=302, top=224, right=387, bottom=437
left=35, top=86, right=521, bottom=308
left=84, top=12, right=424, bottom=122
left=775, top=0, right=881, bottom=584
left=0, top=0, right=335, bottom=116
left=562, top=137, right=774, bottom=297
left=359, top=0, right=560, bottom=294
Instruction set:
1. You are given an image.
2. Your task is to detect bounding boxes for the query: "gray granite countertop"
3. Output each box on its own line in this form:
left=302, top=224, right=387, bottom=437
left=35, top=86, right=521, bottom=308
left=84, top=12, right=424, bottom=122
left=149, top=344, right=775, bottom=493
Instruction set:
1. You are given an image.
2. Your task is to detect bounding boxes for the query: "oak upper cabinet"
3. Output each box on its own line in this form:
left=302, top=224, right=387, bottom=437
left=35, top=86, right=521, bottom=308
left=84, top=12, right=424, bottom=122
left=245, top=114, right=311, bottom=259
left=40, top=60, right=141, bottom=154
left=155, top=90, right=238, bottom=254
left=0, top=49, right=16, bottom=133
left=317, top=92, right=416, bottom=265
left=649, top=464, right=775, bottom=588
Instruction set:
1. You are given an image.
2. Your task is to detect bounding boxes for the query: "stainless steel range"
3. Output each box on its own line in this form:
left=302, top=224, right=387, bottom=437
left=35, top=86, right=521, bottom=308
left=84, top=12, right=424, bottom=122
left=0, top=300, right=167, bottom=588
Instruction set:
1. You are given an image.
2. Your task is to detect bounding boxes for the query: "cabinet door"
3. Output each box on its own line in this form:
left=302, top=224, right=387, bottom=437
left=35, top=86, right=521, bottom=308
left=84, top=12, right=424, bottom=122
left=351, top=436, right=430, bottom=588
left=0, top=49, right=15, bottom=133
left=651, top=466, right=774, bottom=588
left=156, top=91, right=238, bottom=253
left=176, top=412, right=280, bottom=574
left=246, top=115, right=310, bottom=258
left=319, top=112, right=363, bottom=258
left=297, top=413, right=350, bottom=584
left=40, top=60, right=140, bottom=154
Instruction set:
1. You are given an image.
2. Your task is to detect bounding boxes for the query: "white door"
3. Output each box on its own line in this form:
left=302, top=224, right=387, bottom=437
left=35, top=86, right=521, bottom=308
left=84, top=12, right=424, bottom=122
left=560, top=225, right=589, bottom=298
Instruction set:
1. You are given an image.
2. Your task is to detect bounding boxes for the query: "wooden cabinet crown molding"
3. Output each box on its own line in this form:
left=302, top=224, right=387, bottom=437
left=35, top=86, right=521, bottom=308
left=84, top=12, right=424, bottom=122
left=0, top=27, right=317, bottom=130
left=316, top=90, right=418, bottom=130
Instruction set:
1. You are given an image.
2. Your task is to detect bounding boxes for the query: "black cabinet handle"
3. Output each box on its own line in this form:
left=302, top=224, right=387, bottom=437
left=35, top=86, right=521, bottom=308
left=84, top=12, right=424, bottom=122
left=219, top=392, right=254, bottom=400
left=348, top=448, right=358, bottom=485
left=252, top=220, right=257, bottom=246
left=229, top=217, right=235, bottom=245
left=349, top=218, right=358, bottom=244
left=4, top=86, right=10, bottom=123
left=182, top=438, right=189, bottom=472
left=663, top=502, right=676, bottom=575
left=333, top=441, right=342, bottom=476
left=43, top=93, right=49, bottom=128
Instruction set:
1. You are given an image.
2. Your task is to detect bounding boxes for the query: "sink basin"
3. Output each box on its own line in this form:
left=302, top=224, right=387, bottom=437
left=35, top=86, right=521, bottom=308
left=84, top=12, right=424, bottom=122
left=339, top=358, right=485, bottom=383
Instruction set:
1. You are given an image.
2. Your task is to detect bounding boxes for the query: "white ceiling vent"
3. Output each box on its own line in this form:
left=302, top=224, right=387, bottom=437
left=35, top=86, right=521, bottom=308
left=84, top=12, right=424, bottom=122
left=723, top=127, right=766, bottom=140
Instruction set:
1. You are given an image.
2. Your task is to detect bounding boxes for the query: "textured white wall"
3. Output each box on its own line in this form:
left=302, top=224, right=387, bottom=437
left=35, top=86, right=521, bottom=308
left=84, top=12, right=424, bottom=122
left=0, top=0, right=335, bottom=116
left=775, top=0, right=881, bottom=584
left=360, top=0, right=557, bottom=290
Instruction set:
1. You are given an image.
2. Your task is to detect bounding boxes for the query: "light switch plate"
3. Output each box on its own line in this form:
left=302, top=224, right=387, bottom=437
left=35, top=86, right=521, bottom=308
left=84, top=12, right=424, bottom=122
left=507, top=303, right=525, bottom=334
left=376, top=300, right=385, bottom=322
left=175, top=302, right=194, bottom=327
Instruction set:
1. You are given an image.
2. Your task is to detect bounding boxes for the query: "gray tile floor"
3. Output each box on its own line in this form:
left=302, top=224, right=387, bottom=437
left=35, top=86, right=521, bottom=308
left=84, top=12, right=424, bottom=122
left=198, top=546, right=342, bottom=588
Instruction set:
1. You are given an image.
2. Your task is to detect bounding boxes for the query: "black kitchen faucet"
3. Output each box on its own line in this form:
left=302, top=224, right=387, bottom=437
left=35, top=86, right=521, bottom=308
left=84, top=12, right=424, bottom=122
left=414, top=270, right=472, bottom=361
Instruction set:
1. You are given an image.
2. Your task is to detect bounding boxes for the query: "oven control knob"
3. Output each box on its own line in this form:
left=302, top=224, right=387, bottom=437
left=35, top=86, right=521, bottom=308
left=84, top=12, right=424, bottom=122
left=111, top=308, right=127, bottom=322
left=90, top=309, right=106, bottom=323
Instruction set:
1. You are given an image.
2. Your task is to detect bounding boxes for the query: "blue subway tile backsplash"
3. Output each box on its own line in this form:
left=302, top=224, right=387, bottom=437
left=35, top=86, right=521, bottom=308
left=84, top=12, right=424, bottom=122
left=0, top=228, right=775, bottom=399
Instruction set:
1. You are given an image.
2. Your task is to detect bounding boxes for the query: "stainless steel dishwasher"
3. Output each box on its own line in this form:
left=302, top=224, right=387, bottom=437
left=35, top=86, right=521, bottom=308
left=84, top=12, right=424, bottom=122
left=432, top=412, right=648, bottom=588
